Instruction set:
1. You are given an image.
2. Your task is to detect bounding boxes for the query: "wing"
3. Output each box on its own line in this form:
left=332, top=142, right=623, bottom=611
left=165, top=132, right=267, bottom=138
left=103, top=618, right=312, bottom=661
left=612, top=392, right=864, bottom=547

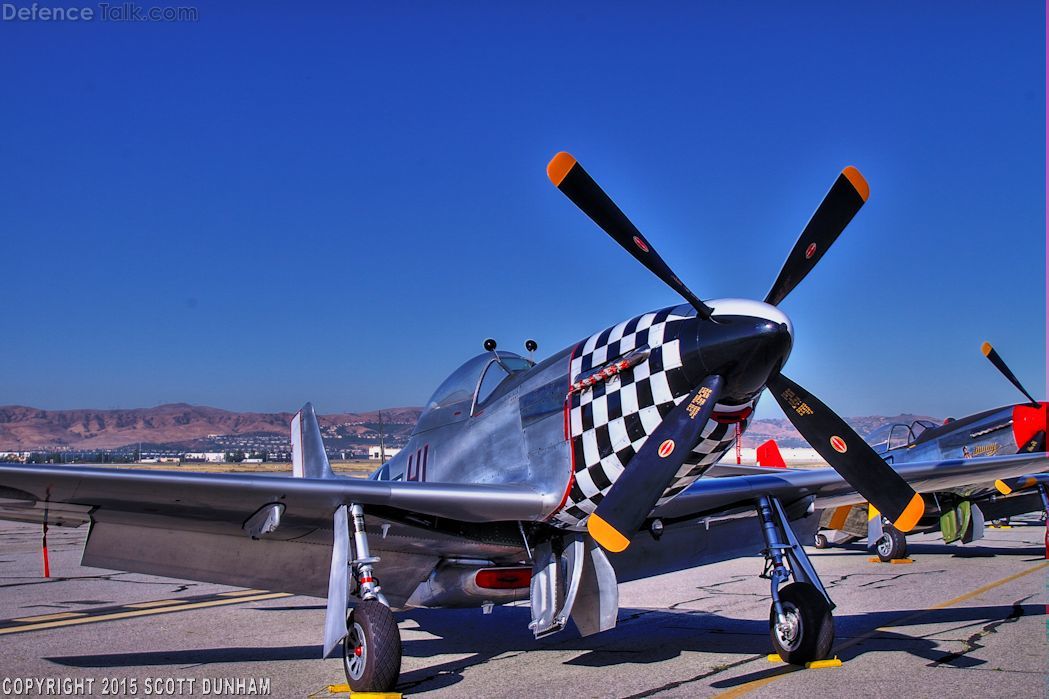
left=0, top=463, right=544, bottom=606
left=654, top=452, right=1049, bottom=520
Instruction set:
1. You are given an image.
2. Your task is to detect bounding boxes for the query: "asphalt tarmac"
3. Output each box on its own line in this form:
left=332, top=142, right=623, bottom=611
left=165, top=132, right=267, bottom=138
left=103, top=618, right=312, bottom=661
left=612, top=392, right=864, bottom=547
left=1, top=518, right=1047, bottom=698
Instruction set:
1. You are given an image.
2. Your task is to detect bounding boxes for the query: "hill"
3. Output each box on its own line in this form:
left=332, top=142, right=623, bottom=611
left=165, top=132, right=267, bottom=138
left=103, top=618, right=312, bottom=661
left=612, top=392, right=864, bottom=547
left=0, top=403, right=939, bottom=452
left=0, top=404, right=421, bottom=450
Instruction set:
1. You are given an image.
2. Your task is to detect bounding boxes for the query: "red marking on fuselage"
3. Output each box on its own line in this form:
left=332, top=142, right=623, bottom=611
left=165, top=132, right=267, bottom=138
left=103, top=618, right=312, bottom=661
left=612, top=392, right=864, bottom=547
left=633, top=236, right=649, bottom=252
left=830, top=436, right=848, bottom=453
left=548, top=342, right=584, bottom=520
left=658, top=439, right=675, bottom=458
left=805, top=242, right=817, bottom=259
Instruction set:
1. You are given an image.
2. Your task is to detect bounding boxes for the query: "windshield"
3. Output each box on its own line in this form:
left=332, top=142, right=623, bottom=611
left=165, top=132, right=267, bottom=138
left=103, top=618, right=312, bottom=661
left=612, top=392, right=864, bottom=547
left=413, top=351, right=534, bottom=434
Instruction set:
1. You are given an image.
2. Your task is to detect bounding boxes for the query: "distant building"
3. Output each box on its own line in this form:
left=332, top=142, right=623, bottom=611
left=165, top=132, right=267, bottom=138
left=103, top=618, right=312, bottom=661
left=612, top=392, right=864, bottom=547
left=182, top=452, right=224, bottom=462
left=368, top=446, right=401, bottom=460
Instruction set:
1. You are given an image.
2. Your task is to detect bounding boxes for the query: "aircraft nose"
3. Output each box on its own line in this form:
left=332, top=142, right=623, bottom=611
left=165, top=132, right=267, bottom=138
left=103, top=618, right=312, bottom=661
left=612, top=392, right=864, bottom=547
left=679, top=302, right=794, bottom=404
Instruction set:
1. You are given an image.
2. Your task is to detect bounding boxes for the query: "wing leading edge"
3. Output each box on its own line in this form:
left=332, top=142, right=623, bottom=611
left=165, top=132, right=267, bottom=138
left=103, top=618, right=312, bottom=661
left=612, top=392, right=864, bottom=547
left=0, top=464, right=551, bottom=528
left=654, top=452, right=1049, bottom=520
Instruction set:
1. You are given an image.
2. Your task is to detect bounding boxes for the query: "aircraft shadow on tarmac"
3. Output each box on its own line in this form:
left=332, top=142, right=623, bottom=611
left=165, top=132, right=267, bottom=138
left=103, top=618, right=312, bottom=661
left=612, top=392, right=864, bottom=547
left=44, top=601, right=1046, bottom=693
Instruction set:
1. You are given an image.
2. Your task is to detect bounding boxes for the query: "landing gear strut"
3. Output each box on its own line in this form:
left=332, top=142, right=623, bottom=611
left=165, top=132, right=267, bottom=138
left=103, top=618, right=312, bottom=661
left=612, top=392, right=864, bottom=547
left=341, top=503, right=401, bottom=692
left=756, top=496, right=835, bottom=664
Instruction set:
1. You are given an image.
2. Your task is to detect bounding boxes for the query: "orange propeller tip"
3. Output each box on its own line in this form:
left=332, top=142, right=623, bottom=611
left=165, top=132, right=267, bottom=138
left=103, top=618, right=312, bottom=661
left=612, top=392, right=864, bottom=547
left=980, top=341, right=993, bottom=357
left=994, top=479, right=1012, bottom=495
left=842, top=166, right=870, bottom=202
left=587, top=513, right=630, bottom=552
left=893, top=493, right=925, bottom=533
left=547, top=151, right=577, bottom=187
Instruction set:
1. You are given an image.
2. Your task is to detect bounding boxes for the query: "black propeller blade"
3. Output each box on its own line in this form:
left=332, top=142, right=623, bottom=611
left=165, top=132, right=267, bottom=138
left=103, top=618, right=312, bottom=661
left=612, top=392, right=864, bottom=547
left=981, top=342, right=1039, bottom=407
left=764, top=167, right=869, bottom=307
left=588, top=374, right=724, bottom=552
left=1018, top=430, right=1046, bottom=454
left=767, top=373, right=925, bottom=532
left=547, top=152, right=715, bottom=320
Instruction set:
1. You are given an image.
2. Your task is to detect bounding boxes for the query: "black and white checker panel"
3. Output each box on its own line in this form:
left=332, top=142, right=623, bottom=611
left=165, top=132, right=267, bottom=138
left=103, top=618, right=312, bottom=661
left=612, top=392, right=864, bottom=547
left=552, top=305, right=754, bottom=529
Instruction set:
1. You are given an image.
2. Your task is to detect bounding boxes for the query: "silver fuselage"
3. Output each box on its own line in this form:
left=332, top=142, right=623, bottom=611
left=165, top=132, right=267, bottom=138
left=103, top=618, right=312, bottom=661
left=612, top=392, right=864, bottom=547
left=379, top=299, right=793, bottom=530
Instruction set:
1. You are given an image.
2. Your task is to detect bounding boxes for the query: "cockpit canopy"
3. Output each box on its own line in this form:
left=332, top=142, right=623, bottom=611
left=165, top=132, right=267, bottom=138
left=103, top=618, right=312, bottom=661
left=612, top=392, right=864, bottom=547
left=412, top=351, right=534, bottom=435
left=885, top=420, right=938, bottom=451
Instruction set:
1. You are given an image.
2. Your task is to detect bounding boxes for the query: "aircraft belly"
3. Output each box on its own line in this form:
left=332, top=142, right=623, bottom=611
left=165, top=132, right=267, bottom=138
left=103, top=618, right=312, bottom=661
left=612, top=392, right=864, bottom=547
left=80, top=510, right=524, bottom=607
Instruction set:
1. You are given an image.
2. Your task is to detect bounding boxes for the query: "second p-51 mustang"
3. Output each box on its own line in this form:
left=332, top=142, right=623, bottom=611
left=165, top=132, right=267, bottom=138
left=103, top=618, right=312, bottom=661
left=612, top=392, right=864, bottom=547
left=1, top=152, right=1045, bottom=692
left=816, top=342, right=1047, bottom=560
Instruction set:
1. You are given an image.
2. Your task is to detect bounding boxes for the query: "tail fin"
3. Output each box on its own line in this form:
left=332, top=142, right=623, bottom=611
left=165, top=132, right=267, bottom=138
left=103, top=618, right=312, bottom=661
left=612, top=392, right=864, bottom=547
left=756, top=439, right=786, bottom=468
left=291, top=403, right=335, bottom=479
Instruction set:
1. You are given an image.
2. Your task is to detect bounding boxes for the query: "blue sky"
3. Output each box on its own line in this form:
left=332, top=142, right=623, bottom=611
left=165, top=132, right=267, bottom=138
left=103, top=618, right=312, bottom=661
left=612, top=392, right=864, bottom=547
left=2, top=2, right=1044, bottom=420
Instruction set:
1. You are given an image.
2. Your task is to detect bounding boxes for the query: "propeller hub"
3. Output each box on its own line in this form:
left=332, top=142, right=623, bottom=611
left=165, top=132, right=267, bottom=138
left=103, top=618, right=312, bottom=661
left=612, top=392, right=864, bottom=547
left=680, top=299, right=794, bottom=404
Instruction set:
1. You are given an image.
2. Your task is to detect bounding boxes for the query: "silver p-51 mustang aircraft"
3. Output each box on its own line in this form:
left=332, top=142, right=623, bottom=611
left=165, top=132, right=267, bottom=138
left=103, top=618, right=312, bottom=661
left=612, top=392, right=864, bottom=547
left=1, top=153, right=1045, bottom=692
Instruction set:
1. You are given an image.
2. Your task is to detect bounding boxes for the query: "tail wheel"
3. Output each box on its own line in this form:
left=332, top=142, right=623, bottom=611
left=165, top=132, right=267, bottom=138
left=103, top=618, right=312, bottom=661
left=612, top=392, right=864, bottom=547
left=875, top=525, right=907, bottom=562
left=342, top=599, right=401, bottom=692
left=813, top=532, right=829, bottom=549
left=769, top=582, right=834, bottom=665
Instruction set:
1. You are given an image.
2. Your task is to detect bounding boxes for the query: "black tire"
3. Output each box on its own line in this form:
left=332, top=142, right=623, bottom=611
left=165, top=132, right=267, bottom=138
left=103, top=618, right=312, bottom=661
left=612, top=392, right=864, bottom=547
left=769, top=582, right=835, bottom=665
left=813, top=532, right=829, bottom=549
left=342, top=599, right=401, bottom=692
left=875, top=526, right=907, bottom=562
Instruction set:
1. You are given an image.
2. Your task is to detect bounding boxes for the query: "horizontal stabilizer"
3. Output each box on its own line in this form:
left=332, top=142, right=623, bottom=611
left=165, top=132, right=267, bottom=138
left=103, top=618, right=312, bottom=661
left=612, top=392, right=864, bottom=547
left=291, top=403, right=335, bottom=479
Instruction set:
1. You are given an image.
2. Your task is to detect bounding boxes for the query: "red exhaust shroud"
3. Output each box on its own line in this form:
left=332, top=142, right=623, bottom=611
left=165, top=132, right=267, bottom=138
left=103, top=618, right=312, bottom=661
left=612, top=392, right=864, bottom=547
left=475, top=567, right=532, bottom=590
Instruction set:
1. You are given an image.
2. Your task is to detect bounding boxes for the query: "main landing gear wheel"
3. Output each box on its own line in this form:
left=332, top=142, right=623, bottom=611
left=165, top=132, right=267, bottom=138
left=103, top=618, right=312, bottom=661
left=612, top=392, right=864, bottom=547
left=875, top=525, right=907, bottom=562
left=769, top=582, right=835, bottom=665
left=343, top=599, right=401, bottom=693
left=813, top=532, right=829, bottom=549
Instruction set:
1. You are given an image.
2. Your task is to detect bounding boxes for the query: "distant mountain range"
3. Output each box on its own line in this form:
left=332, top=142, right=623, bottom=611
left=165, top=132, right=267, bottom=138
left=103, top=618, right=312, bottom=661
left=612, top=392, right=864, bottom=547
left=0, top=403, right=941, bottom=451
left=0, top=404, right=420, bottom=451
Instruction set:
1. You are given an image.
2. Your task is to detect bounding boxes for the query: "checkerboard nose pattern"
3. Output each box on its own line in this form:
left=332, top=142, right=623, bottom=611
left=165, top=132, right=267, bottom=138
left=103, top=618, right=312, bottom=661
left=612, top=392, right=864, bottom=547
left=553, top=305, right=755, bottom=529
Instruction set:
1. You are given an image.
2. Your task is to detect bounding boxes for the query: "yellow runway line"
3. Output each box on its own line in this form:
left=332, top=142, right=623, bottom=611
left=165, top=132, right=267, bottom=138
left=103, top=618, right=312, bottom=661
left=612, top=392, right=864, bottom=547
left=124, top=599, right=183, bottom=609
left=0, top=592, right=291, bottom=635
left=12, top=611, right=86, bottom=623
left=713, top=561, right=1049, bottom=698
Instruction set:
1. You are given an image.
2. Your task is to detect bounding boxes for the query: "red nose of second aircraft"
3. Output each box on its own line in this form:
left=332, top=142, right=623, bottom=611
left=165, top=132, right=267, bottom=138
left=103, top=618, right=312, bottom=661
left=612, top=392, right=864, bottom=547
left=1013, top=402, right=1049, bottom=451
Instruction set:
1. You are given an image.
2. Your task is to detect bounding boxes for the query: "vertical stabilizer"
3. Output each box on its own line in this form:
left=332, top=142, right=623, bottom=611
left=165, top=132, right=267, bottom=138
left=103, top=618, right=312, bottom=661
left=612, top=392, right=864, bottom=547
left=756, top=439, right=786, bottom=468
left=291, top=403, right=336, bottom=479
